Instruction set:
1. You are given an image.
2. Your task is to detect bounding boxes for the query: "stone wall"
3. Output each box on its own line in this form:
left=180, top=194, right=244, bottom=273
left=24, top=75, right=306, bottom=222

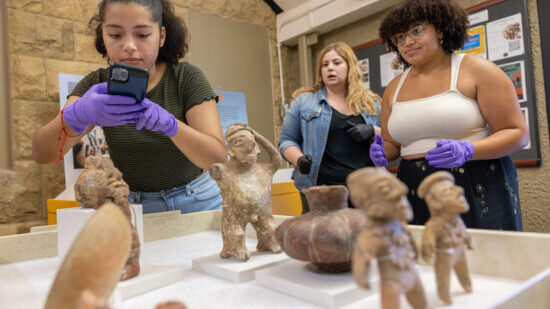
left=0, top=0, right=279, bottom=235
left=282, top=0, right=550, bottom=232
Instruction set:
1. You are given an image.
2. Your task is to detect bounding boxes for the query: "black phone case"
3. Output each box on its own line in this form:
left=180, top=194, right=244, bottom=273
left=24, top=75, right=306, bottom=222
left=107, top=62, right=149, bottom=103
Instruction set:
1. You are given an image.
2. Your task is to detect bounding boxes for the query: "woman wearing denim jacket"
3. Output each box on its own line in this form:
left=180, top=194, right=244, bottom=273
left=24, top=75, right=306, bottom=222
left=279, top=42, right=382, bottom=213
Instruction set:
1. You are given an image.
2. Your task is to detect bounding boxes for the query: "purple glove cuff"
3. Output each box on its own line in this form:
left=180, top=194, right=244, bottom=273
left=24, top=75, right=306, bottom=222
left=464, top=142, right=474, bottom=162
left=62, top=102, right=87, bottom=134
left=164, top=116, right=178, bottom=138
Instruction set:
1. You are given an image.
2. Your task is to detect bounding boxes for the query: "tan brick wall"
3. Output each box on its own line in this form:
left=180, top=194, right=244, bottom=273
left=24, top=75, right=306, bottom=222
left=281, top=0, right=550, bottom=232
left=0, top=0, right=279, bottom=235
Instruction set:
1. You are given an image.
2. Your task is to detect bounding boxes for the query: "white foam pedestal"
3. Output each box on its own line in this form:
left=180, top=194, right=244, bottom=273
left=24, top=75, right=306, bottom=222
left=256, top=260, right=379, bottom=308
left=192, top=251, right=289, bottom=283
left=113, top=264, right=185, bottom=300
left=56, top=204, right=144, bottom=261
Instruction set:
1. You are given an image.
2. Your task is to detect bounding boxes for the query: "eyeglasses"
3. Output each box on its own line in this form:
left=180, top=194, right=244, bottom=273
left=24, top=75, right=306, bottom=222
left=390, top=24, right=427, bottom=46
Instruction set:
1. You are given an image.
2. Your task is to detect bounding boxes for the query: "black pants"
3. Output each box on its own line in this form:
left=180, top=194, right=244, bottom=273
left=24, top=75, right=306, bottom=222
left=397, top=157, right=522, bottom=231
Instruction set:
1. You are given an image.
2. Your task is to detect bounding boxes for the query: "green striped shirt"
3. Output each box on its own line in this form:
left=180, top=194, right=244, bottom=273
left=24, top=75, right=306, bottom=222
left=70, top=62, right=217, bottom=191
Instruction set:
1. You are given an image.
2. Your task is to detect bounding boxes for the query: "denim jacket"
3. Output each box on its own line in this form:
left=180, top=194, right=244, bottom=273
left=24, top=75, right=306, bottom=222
left=278, top=88, right=381, bottom=190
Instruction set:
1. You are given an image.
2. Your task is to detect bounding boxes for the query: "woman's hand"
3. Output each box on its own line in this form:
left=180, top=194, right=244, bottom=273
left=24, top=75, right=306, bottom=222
left=63, top=82, right=144, bottom=134
left=136, top=99, right=178, bottom=137
left=369, top=134, right=388, bottom=166
left=426, top=139, right=474, bottom=168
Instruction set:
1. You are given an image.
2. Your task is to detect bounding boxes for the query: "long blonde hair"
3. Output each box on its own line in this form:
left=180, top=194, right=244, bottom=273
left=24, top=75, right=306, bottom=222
left=292, top=42, right=381, bottom=115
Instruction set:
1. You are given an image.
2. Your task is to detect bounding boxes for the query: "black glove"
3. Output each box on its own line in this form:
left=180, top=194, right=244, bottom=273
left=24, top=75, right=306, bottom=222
left=347, top=120, right=374, bottom=144
left=297, top=155, right=312, bottom=174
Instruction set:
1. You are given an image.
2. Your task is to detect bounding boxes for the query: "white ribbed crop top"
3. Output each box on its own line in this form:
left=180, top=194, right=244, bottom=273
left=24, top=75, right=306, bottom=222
left=387, top=53, right=490, bottom=156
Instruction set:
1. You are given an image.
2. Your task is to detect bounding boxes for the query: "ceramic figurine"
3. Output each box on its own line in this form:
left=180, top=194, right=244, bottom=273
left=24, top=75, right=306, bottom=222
left=45, top=203, right=131, bottom=309
left=418, top=171, right=473, bottom=305
left=210, top=124, right=282, bottom=261
left=74, top=156, right=140, bottom=280
left=275, top=185, right=366, bottom=272
left=347, top=167, right=428, bottom=309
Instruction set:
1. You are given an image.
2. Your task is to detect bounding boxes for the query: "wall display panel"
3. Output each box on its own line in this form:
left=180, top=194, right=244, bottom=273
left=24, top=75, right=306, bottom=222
left=538, top=0, right=550, bottom=148
left=353, top=0, right=541, bottom=167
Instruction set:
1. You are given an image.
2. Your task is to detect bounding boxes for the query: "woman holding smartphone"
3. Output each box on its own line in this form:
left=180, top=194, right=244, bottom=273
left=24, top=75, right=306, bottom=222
left=32, top=0, right=226, bottom=214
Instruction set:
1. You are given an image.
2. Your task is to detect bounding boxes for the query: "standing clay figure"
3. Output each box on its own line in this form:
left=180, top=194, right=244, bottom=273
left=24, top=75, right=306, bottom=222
left=347, top=167, right=428, bottom=309
left=418, top=171, right=473, bottom=305
left=45, top=203, right=131, bottom=309
left=74, top=156, right=140, bottom=280
left=210, top=123, right=282, bottom=260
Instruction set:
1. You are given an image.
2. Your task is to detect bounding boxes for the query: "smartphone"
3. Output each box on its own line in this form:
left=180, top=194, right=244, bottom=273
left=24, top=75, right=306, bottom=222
left=107, top=62, right=149, bottom=103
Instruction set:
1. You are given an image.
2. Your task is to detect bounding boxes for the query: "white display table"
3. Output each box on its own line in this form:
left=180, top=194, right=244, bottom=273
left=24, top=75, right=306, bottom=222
left=0, top=210, right=549, bottom=309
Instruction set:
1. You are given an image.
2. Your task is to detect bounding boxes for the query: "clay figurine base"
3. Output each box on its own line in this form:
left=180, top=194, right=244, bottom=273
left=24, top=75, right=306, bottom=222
left=359, top=264, right=521, bottom=308
left=56, top=205, right=144, bottom=261
left=192, top=251, right=288, bottom=283
left=256, top=260, right=379, bottom=308
left=116, top=264, right=185, bottom=300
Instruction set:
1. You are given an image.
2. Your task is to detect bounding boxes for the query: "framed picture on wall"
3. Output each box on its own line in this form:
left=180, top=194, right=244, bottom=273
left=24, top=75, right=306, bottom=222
left=498, top=60, right=527, bottom=102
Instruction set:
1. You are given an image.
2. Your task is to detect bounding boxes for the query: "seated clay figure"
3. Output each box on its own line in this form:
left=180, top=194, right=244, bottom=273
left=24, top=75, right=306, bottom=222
left=347, top=167, right=428, bottom=309
left=74, top=156, right=140, bottom=280
left=418, top=171, right=473, bottom=305
left=210, top=123, right=282, bottom=260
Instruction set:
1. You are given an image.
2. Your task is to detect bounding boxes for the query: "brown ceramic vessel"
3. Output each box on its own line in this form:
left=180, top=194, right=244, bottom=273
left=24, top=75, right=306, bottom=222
left=275, top=185, right=366, bottom=272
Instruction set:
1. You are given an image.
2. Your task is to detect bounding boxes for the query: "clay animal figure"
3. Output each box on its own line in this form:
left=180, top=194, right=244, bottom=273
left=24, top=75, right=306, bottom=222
left=210, top=124, right=282, bottom=261
left=74, top=156, right=140, bottom=280
left=418, top=171, right=473, bottom=305
left=347, top=167, right=428, bottom=309
left=45, top=203, right=131, bottom=309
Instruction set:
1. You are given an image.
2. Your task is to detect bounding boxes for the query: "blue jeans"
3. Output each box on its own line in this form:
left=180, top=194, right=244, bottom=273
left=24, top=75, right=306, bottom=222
left=128, top=171, right=222, bottom=214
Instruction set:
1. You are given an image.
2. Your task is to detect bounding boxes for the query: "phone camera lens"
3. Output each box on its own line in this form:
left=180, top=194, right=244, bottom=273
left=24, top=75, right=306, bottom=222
left=112, top=67, right=128, bottom=82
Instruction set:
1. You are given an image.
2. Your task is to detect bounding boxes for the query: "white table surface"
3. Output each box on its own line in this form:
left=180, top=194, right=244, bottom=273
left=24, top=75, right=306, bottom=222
left=0, top=231, right=522, bottom=309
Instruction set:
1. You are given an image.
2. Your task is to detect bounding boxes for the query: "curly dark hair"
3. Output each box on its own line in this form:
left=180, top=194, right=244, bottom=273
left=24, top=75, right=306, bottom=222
left=89, top=0, right=188, bottom=63
left=379, top=0, right=468, bottom=67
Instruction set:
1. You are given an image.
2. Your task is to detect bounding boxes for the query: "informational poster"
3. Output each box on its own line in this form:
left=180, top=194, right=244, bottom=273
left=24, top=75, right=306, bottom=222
left=468, top=9, right=489, bottom=26
left=521, top=107, right=531, bottom=149
left=458, top=25, right=487, bottom=58
left=214, top=90, right=248, bottom=137
left=379, top=52, right=403, bottom=88
left=487, top=13, right=525, bottom=61
left=358, top=58, right=370, bottom=89
left=498, top=60, right=527, bottom=102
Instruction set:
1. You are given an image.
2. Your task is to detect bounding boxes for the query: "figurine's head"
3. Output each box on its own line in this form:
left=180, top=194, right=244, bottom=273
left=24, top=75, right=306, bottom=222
left=417, top=171, right=469, bottom=217
left=347, top=167, right=412, bottom=221
left=225, top=123, right=259, bottom=165
left=75, top=156, right=129, bottom=209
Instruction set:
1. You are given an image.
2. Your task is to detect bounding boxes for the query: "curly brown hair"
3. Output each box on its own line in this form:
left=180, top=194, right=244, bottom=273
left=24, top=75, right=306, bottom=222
left=379, top=0, right=469, bottom=67
left=89, top=0, right=188, bottom=63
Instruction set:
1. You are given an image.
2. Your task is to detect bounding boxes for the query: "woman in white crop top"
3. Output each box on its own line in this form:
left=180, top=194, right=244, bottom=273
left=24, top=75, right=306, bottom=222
left=371, top=0, right=528, bottom=231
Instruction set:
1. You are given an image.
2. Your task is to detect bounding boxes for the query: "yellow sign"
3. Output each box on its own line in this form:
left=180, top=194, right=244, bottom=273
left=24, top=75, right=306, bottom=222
left=457, top=25, right=487, bottom=58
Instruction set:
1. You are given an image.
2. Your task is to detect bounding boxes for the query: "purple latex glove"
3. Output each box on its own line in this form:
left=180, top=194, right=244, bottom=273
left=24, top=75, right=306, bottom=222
left=136, top=98, right=178, bottom=137
left=370, top=134, right=388, bottom=167
left=63, top=82, right=144, bottom=134
left=425, top=139, right=474, bottom=168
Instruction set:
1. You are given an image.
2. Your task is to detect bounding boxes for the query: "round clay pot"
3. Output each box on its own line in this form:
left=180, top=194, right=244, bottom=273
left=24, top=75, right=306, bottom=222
left=275, top=185, right=366, bottom=272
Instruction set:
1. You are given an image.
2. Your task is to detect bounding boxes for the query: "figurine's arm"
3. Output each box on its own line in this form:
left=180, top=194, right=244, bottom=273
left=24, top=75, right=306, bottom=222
left=458, top=219, right=473, bottom=249
left=403, top=225, right=419, bottom=260
left=421, top=221, right=436, bottom=263
left=209, top=163, right=225, bottom=181
left=352, top=231, right=374, bottom=289
left=250, top=128, right=282, bottom=173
